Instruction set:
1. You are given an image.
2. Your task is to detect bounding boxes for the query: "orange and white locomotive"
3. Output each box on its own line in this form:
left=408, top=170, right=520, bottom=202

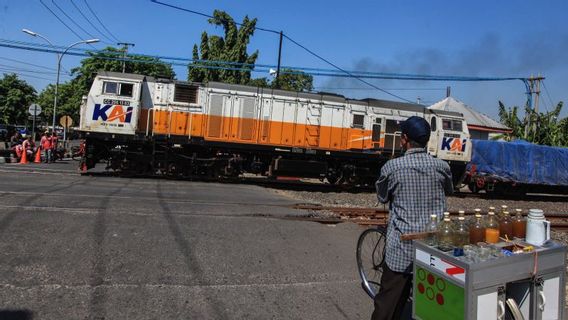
left=79, top=71, right=471, bottom=185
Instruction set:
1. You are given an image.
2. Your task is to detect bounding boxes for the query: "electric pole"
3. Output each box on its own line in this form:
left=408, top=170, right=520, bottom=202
left=523, top=75, right=545, bottom=137
left=117, top=42, right=135, bottom=73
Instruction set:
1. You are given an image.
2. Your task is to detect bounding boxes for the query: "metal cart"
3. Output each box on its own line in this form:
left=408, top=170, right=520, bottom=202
left=413, top=240, right=566, bottom=320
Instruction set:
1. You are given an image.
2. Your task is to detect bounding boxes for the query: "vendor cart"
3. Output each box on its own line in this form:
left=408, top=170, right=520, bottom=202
left=413, top=240, right=566, bottom=320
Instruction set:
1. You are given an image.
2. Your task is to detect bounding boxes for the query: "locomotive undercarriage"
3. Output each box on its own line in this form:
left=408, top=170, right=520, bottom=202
left=83, top=137, right=382, bottom=186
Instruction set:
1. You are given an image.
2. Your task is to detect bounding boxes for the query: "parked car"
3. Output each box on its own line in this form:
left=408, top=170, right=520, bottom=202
left=0, top=124, right=7, bottom=141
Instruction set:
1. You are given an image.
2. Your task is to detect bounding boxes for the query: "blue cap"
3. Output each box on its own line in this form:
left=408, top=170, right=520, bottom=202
left=400, top=116, right=431, bottom=145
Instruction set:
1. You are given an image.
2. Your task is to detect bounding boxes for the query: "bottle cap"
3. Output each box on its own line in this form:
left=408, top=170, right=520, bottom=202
left=516, top=209, right=522, bottom=213
left=474, top=208, right=481, bottom=213
left=443, top=212, right=450, bottom=216
left=459, top=210, right=465, bottom=214
left=458, top=216, right=465, bottom=221
left=488, top=211, right=495, bottom=215
left=501, top=205, right=508, bottom=209
left=430, top=214, right=437, bottom=218
left=443, top=217, right=451, bottom=221
left=475, top=214, right=482, bottom=218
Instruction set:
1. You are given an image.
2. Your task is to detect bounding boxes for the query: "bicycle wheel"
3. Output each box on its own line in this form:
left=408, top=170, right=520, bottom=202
left=356, top=226, right=387, bottom=299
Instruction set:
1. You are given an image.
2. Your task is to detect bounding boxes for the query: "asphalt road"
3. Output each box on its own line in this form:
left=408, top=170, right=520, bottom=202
left=0, top=162, right=372, bottom=319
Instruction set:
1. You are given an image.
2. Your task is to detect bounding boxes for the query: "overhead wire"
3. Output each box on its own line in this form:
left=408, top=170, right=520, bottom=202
left=51, top=0, right=98, bottom=40
left=0, top=69, right=57, bottom=82
left=281, top=34, right=413, bottom=103
left=313, top=87, right=446, bottom=91
left=0, top=39, right=524, bottom=82
left=0, top=63, right=73, bottom=76
left=542, top=80, right=556, bottom=111
left=0, top=56, right=58, bottom=71
left=38, top=0, right=98, bottom=49
left=149, top=0, right=412, bottom=102
left=82, top=0, right=121, bottom=42
left=149, top=0, right=279, bottom=34
left=0, top=39, right=531, bottom=85
left=70, top=0, right=115, bottom=43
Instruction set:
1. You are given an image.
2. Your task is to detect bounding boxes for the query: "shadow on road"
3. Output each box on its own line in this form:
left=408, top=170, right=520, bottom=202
left=0, top=310, right=34, bottom=320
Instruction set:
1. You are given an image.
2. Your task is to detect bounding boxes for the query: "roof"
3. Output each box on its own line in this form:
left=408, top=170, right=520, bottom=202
left=428, top=97, right=511, bottom=132
left=97, top=71, right=149, bottom=81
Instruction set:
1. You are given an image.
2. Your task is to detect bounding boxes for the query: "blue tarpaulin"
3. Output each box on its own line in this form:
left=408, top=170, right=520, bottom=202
left=470, top=139, right=568, bottom=186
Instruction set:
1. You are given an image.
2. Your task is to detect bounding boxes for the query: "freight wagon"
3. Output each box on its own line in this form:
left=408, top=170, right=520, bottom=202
left=78, top=71, right=472, bottom=186
left=464, top=139, right=568, bottom=195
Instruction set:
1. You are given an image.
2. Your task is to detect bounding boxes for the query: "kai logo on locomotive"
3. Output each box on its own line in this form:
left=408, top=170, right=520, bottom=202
left=92, top=99, right=133, bottom=123
left=441, top=137, right=467, bottom=152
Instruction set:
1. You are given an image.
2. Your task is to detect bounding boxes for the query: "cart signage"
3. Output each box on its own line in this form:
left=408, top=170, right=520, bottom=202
left=416, top=249, right=466, bottom=283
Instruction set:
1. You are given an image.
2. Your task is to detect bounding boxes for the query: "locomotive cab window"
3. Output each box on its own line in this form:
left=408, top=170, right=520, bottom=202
left=352, top=114, right=365, bottom=129
left=102, top=81, right=134, bottom=97
left=430, top=116, right=437, bottom=132
left=174, top=83, right=198, bottom=104
left=442, top=119, right=463, bottom=132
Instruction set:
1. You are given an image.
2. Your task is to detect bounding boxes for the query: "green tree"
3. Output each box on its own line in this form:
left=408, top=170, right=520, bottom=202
left=248, top=69, right=314, bottom=92
left=36, top=81, right=83, bottom=124
left=496, top=100, right=567, bottom=147
left=73, top=46, right=175, bottom=93
left=188, top=10, right=258, bottom=85
left=0, top=73, right=37, bottom=125
left=271, top=69, right=313, bottom=91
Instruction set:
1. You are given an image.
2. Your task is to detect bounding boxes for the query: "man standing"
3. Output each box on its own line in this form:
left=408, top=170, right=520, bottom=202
left=40, top=132, right=52, bottom=163
left=372, top=116, right=453, bottom=320
left=50, top=132, right=58, bottom=162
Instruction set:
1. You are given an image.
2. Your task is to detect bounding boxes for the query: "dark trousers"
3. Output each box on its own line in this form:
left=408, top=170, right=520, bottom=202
left=371, top=264, right=412, bottom=320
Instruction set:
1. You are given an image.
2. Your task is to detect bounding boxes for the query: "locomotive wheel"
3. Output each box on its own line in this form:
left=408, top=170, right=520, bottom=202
left=326, top=176, right=338, bottom=185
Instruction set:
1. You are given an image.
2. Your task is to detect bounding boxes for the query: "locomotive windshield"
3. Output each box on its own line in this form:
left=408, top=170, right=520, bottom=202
left=442, top=119, right=463, bottom=132
left=103, top=81, right=134, bottom=97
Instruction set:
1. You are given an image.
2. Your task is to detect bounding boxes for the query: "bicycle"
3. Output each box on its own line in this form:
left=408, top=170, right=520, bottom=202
left=357, top=225, right=419, bottom=320
left=356, top=225, right=387, bottom=299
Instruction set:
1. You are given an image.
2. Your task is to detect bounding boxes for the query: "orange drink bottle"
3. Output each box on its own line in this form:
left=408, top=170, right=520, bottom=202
left=485, top=211, right=500, bottom=243
left=512, top=209, right=527, bottom=239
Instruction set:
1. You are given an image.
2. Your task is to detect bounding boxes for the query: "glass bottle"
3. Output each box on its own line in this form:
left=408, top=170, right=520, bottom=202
left=458, top=210, right=466, bottom=226
left=469, top=214, right=485, bottom=244
left=485, top=212, right=500, bottom=244
left=499, top=211, right=513, bottom=240
left=512, top=209, right=526, bottom=239
left=454, top=217, right=469, bottom=248
left=437, top=217, right=454, bottom=252
left=499, top=205, right=508, bottom=220
left=425, top=214, right=438, bottom=246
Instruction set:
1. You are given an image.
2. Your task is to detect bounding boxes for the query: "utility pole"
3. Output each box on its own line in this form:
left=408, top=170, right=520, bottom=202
left=523, top=75, right=545, bottom=137
left=275, top=31, right=283, bottom=84
left=117, top=42, right=135, bottom=73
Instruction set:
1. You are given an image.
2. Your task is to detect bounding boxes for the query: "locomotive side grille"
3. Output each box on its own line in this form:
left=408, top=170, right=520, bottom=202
left=239, top=97, right=256, bottom=140
left=174, top=84, right=198, bottom=104
left=207, top=95, right=223, bottom=138
left=262, top=115, right=270, bottom=139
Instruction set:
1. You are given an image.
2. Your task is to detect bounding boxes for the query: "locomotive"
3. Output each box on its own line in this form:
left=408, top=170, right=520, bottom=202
left=78, top=71, right=471, bottom=186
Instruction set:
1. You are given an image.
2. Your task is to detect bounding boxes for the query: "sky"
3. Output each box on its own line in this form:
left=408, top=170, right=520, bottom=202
left=0, top=0, right=567, bottom=120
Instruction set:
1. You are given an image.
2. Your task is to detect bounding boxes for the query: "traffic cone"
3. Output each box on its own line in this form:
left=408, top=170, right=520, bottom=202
left=19, top=149, right=28, bottom=164
left=34, top=148, right=42, bottom=163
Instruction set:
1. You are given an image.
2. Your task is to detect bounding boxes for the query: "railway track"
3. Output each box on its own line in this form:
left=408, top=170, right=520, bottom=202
left=292, top=204, right=568, bottom=231
left=81, top=170, right=568, bottom=201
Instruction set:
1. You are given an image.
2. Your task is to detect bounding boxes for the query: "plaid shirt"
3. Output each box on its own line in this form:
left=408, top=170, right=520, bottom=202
left=376, top=148, right=453, bottom=272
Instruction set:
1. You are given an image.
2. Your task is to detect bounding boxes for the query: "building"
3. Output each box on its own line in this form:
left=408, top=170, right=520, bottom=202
left=429, top=96, right=511, bottom=140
